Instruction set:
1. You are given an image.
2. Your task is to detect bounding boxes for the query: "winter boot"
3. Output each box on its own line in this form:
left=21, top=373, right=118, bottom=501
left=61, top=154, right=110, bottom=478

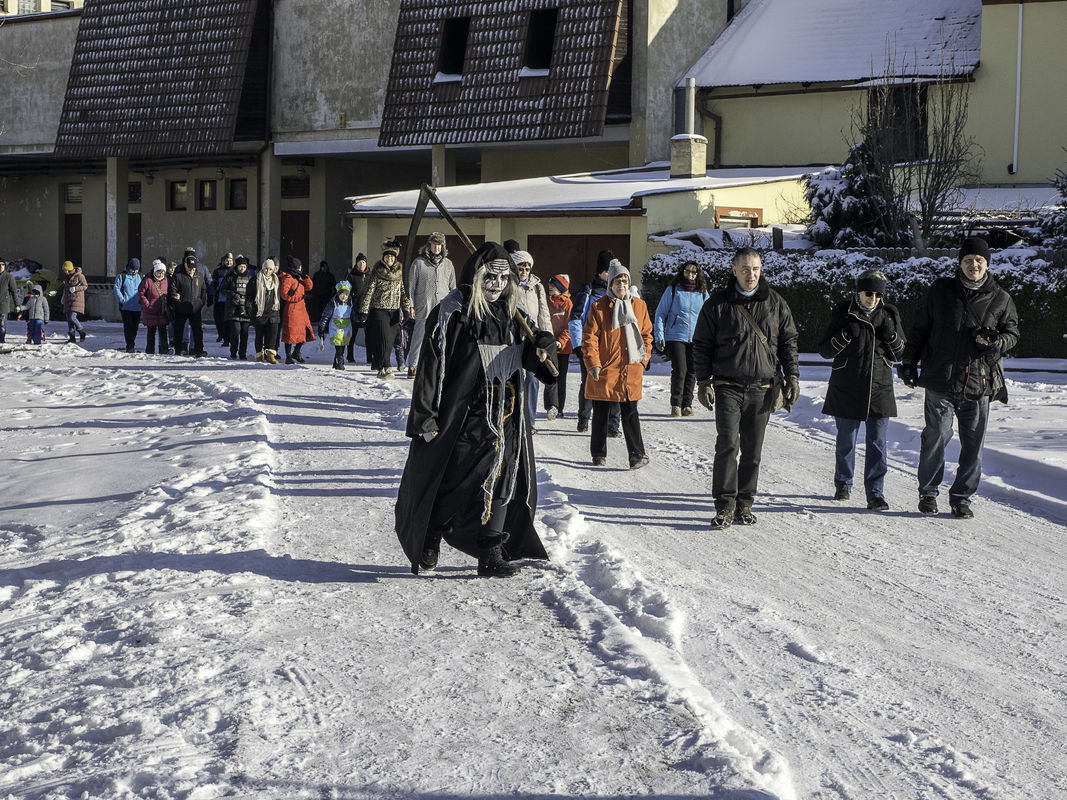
left=68, top=332, right=77, bottom=344
left=834, top=485, right=851, bottom=501
left=670, top=405, right=682, bottom=417
left=79, top=330, right=86, bottom=343
left=293, top=344, right=306, bottom=364
left=734, top=507, right=758, bottom=526
left=418, top=545, right=439, bottom=571
left=709, top=508, right=734, bottom=531
left=254, top=350, right=264, bottom=362
left=333, top=353, right=345, bottom=371
left=264, top=349, right=279, bottom=364
left=477, top=545, right=520, bottom=578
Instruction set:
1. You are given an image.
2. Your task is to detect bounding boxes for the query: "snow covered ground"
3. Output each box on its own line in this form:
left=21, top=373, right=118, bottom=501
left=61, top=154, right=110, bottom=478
left=2, top=321, right=1065, bottom=800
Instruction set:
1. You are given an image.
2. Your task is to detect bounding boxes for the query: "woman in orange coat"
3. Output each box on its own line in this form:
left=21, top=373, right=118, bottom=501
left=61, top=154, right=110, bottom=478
left=280, top=256, right=316, bottom=364
left=581, top=259, right=653, bottom=469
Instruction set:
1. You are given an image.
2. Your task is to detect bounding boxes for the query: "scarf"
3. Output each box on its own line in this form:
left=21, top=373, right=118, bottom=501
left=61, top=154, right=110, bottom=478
left=255, top=271, right=279, bottom=315
left=375, top=261, right=402, bottom=281
left=680, top=277, right=698, bottom=292
left=611, top=294, right=646, bottom=364
left=958, top=270, right=989, bottom=291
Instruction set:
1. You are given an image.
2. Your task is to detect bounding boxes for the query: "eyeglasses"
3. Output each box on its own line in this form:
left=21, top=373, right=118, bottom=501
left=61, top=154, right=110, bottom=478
left=861, top=291, right=883, bottom=298
left=683, top=270, right=699, bottom=276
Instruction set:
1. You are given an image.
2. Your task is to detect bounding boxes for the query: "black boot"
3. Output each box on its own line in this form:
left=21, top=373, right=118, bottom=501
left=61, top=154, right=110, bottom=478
left=79, top=329, right=86, bottom=342
left=333, top=353, right=345, bottom=370
left=478, top=545, right=520, bottom=578
left=293, top=344, right=306, bottom=363
left=284, top=344, right=295, bottom=365
left=68, top=332, right=77, bottom=344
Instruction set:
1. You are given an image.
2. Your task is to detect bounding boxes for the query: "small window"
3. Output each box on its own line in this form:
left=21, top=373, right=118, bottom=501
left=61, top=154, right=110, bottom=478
left=18, top=0, right=37, bottom=13
left=281, top=175, right=310, bottom=199
left=51, top=1, right=73, bottom=10
left=168, top=180, right=188, bottom=211
left=197, top=179, right=217, bottom=211
left=437, top=17, right=471, bottom=77
left=228, top=178, right=248, bottom=210
left=63, top=183, right=83, bottom=204
left=128, top=182, right=142, bottom=204
left=523, top=9, right=558, bottom=72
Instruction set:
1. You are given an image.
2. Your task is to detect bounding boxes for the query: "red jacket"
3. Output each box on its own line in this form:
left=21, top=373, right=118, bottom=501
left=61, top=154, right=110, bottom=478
left=280, top=272, right=316, bottom=344
left=547, top=293, right=573, bottom=354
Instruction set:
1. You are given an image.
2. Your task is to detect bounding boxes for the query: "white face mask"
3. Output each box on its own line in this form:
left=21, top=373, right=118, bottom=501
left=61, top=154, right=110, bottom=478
left=483, top=272, right=508, bottom=302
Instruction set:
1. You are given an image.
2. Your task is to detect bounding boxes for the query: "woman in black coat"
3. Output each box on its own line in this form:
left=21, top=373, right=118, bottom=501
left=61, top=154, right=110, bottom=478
left=818, top=270, right=906, bottom=510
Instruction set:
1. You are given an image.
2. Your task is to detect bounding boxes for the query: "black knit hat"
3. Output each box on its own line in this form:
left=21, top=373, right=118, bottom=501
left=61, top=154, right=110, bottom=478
left=958, top=236, right=991, bottom=264
left=856, top=269, right=888, bottom=295
left=502, top=239, right=521, bottom=254
left=596, top=250, right=615, bottom=275
left=355, top=253, right=367, bottom=264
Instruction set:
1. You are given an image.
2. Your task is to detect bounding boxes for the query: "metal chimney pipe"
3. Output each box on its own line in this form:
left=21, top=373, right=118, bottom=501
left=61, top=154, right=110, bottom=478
left=674, top=77, right=697, bottom=135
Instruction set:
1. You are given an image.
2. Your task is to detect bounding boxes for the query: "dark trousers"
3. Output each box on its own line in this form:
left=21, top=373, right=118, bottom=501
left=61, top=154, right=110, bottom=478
left=0, top=314, right=7, bottom=343
left=543, top=352, right=571, bottom=413
left=917, top=389, right=990, bottom=504
left=712, top=383, right=774, bottom=511
left=590, top=399, right=645, bottom=461
left=393, top=317, right=414, bottom=367
left=576, top=348, right=621, bottom=428
left=228, top=320, right=250, bottom=357
left=145, top=324, right=169, bottom=354
left=666, top=340, right=696, bottom=409
left=172, top=310, right=203, bottom=355
left=345, top=323, right=364, bottom=362
left=255, top=319, right=280, bottom=354
left=214, top=300, right=228, bottom=343
left=121, top=309, right=141, bottom=349
left=367, top=308, right=400, bottom=370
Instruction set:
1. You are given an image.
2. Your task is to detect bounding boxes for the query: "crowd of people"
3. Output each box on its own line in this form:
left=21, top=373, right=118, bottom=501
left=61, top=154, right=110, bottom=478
left=394, top=236, right=1019, bottom=577
left=4, top=234, right=1021, bottom=579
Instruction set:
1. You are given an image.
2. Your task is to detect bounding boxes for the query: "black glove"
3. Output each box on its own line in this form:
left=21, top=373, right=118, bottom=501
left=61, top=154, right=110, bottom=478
left=845, top=320, right=862, bottom=339
left=653, top=340, right=666, bottom=355
left=696, top=379, right=715, bottom=411
left=897, top=363, right=919, bottom=387
left=318, top=327, right=327, bottom=338
left=875, top=320, right=896, bottom=343
left=206, top=298, right=214, bottom=308
left=356, top=312, right=367, bottom=325
left=782, top=374, right=800, bottom=409
left=974, top=327, right=1000, bottom=355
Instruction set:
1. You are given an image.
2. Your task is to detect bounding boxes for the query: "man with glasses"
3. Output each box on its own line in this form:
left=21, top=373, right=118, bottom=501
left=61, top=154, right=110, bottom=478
left=818, top=270, right=906, bottom=511
left=899, top=237, right=1019, bottom=519
left=693, top=248, right=800, bottom=530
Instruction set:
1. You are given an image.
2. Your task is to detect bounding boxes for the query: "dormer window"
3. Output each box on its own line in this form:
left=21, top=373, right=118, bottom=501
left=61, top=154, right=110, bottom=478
left=436, top=16, right=471, bottom=81
left=522, top=8, right=558, bottom=75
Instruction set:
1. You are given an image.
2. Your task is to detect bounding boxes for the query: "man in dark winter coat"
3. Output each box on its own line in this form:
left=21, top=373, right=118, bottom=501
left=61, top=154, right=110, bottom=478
left=818, top=270, right=906, bottom=511
left=308, top=260, right=335, bottom=326
left=395, top=242, right=557, bottom=578
left=0, top=257, right=22, bottom=344
left=169, top=254, right=209, bottom=357
left=693, top=247, right=800, bottom=530
left=212, top=253, right=233, bottom=345
left=899, top=236, right=1020, bottom=519
left=221, top=256, right=254, bottom=359
left=568, top=250, right=622, bottom=435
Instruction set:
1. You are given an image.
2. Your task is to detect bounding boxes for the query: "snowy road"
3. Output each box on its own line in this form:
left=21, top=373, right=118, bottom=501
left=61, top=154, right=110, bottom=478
left=1, top=326, right=1064, bottom=799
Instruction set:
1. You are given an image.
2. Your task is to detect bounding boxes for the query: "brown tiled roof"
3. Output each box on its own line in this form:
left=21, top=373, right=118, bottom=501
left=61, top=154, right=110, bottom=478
left=379, top=0, right=624, bottom=147
left=54, top=0, right=266, bottom=159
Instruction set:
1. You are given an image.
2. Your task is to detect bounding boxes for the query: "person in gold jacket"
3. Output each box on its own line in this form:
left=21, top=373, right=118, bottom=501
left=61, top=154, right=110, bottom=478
left=360, top=239, right=413, bottom=379
left=581, top=259, right=653, bottom=469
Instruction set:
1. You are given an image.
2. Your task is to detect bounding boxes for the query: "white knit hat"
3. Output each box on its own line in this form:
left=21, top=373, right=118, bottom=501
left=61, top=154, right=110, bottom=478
left=509, top=250, right=534, bottom=269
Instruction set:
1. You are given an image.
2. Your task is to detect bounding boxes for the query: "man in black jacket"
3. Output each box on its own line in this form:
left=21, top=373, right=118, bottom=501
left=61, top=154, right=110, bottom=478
left=899, top=237, right=1020, bottom=519
left=169, top=255, right=209, bottom=357
left=693, top=248, right=800, bottom=530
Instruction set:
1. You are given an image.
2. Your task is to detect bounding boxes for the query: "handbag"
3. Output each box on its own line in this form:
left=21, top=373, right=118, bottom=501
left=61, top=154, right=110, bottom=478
left=736, top=304, right=786, bottom=412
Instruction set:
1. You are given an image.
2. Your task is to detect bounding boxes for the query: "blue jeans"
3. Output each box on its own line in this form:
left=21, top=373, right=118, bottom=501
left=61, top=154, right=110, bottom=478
left=834, top=416, right=889, bottom=500
left=917, top=389, right=990, bottom=504
left=525, top=372, right=539, bottom=426
left=66, top=311, right=84, bottom=334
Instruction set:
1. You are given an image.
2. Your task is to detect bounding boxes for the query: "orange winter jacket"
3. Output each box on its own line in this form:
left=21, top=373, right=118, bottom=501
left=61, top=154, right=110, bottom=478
left=547, top=293, right=573, bottom=354
left=581, top=294, right=652, bottom=402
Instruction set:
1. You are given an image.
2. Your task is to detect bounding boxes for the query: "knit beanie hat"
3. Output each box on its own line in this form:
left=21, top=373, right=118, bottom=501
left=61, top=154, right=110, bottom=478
left=856, top=269, right=888, bottom=295
left=152, top=259, right=166, bottom=275
left=607, top=259, right=629, bottom=286
left=336, top=281, right=352, bottom=293
left=126, top=258, right=140, bottom=272
left=502, top=239, right=521, bottom=254
left=550, top=274, right=570, bottom=293
left=286, top=255, right=303, bottom=272
left=235, top=255, right=249, bottom=267
left=958, top=236, right=991, bottom=264
left=183, top=247, right=197, bottom=261
left=597, top=250, right=616, bottom=275
left=509, top=250, right=534, bottom=269
left=62, top=260, right=75, bottom=272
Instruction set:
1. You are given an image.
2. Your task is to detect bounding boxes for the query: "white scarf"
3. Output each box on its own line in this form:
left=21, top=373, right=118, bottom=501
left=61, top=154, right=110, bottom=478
left=611, top=294, right=646, bottom=364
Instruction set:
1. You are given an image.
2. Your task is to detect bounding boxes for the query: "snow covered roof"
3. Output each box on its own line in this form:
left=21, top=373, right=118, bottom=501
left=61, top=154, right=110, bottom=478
left=344, top=165, right=810, bottom=216
left=683, top=0, right=982, bottom=89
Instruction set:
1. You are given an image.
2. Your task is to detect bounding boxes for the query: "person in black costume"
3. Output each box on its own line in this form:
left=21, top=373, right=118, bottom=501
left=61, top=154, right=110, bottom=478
left=395, top=242, right=557, bottom=577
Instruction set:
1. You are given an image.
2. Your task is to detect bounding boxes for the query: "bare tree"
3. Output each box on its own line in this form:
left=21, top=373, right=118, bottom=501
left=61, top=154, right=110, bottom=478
left=851, top=37, right=982, bottom=251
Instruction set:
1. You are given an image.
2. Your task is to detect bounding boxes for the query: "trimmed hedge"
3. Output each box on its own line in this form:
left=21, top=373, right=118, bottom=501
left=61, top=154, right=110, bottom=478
left=641, top=249, right=1067, bottom=358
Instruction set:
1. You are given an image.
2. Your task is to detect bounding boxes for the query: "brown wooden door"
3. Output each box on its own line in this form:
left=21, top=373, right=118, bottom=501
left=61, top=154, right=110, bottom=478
left=280, top=210, right=310, bottom=269
left=63, top=213, right=82, bottom=268
left=526, top=234, right=630, bottom=290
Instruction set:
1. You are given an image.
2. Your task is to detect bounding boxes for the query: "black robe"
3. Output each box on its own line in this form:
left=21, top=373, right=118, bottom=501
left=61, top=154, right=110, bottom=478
left=395, top=287, right=557, bottom=570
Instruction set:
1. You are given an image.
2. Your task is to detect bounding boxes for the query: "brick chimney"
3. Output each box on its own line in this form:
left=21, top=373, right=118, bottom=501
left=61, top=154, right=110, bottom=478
left=670, top=134, right=708, bottom=179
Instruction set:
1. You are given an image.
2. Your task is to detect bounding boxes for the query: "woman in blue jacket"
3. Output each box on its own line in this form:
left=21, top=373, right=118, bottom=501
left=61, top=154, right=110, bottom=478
left=113, top=258, right=143, bottom=353
left=653, top=260, right=709, bottom=416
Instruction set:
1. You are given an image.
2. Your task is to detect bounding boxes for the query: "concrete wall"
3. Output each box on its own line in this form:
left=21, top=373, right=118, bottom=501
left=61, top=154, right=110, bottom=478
left=632, top=0, right=749, bottom=166
left=969, top=2, right=1067, bottom=185
left=481, top=144, right=629, bottom=183
left=271, top=0, right=401, bottom=140
left=0, top=13, right=79, bottom=153
left=0, top=174, right=61, bottom=266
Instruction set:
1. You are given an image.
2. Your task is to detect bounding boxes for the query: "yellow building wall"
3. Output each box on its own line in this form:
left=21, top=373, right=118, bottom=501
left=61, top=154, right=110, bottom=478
left=969, top=2, right=1067, bottom=184
left=711, top=178, right=810, bottom=225
left=702, top=90, right=857, bottom=167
